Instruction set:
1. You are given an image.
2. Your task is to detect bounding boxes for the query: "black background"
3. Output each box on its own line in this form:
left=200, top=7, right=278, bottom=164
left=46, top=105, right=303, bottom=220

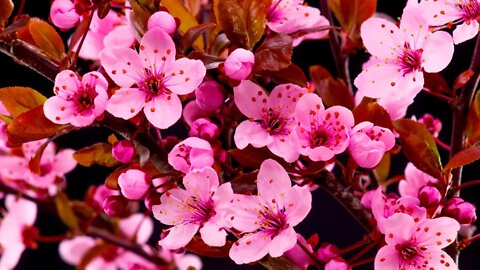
left=1, top=0, right=479, bottom=269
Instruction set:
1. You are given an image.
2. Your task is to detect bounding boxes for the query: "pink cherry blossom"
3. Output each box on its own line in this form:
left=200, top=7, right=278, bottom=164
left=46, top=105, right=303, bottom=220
left=294, top=93, right=354, bottom=161
left=419, top=0, right=480, bottom=44
left=189, top=118, right=220, bottom=141
left=49, top=0, right=80, bottom=31
left=354, top=7, right=454, bottom=119
left=348, top=121, right=395, bottom=168
left=442, top=197, right=477, bottom=225
left=168, top=137, right=214, bottom=174
left=152, top=167, right=233, bottom=249
left=147, top=11, right=177, bottom=35
left=417, top=113, right=442, bottom=138
left=100, top=28, right=206, bottom=129
left=118, top=169, right=152, bottom=200
left=325, top=257, right=351, bottom=270
left=234, top=80, right=306, bottom=162
left=227, top=159, right=312, bottom=264
left=92, top=184, right=119, bottom=210
left=0, top=195, right=37, bottom=270
left=374, top=213, right=459, bottom=270
left=398, top=163, right=438, bottom=198
left=224, top=49, right=255, bottom=80
left=44, top=70, right=108, bottom=127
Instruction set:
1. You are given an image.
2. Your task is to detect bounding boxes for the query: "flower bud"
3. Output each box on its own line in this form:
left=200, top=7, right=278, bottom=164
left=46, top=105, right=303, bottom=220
left=118, top=169, right=152, bottom=200
left=112, top=140, right=135, bottom=163
left=418, top=186, right=442, bottom=208
left=317, top=243, right=339, bottom=262
left=189, top=118, right=219, bottom=140
left=50, top=0, right=80, bottom=31
left=224, top=48, right=255, bottom=80
left=443, top=197, right=477, bottom=225
left=195, top=81, right=225, bottom=111
left=93, top=185, right=119, bottom=209
left=147, top=11, right=177, bottom=35
left=325, top=257, right=351, bottom=270
left=168, top=137, right=214, bottom=174
left=103, top=195, right=129, bottom=217
left=284, top=234, right=313, bottom=269
left=417, top=113, right=442, bottom=138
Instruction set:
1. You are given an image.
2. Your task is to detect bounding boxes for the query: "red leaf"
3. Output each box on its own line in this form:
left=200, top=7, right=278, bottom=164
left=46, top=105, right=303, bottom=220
left=353, top=97, right=393, bottom=129
left=185, top=236, right=232, bottom=257
left=0, top=0, right=13, bottom=27
left=230, top=171, right=258, bottom=194
left=259, top=63, right=308, bottom=87
left=254, top=33, right=293, bottom=72
left=17, top=18, right=65, bottom=62
left=444, top=146, right=480, bottom=171
left=310, top=65, right=354, bottom=109
left=453, top=69, right=474, bottom=91
left=28, top=139, right=51, bottom=175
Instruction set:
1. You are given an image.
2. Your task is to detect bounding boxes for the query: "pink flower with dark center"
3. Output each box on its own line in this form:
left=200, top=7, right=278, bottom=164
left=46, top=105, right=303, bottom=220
left=227, top=159, right=312, bottom=264
left=152, top=167, right=233, bottom=249
left=294, top=93, right=354, bottom=161
left=234, top=80, right=306, bottom=162
left=100, top=28, right=206, bottom=129
left=354, top=7, right=454, bottom=118
left=374, top=213, right=459, bottom=270
left=44, top=70, right=108, bottom=127
left=167, top=137, right=214, bottom=174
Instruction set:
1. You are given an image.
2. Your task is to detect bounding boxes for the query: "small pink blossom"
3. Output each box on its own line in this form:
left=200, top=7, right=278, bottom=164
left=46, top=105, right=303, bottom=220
left=398, top=163, right=438, bottom=198
left=112, top=140, right=136, bottom=163
left=92, top=184, right=119, bottom=209
left=44, top=70, right=108, bottom=127
left=100, top=28, right=206, bottom=129
left=152, top=167, right=233, bottom=249
left=118, top=169, right=152, bottom=200
left=183, top=100, right=210, bottom=126
left=348, top=121, right=395, bottom=168
left=50, top=0, right=80, bottom=31
left=168, top=137, right=214, bottom=174
left=418, top=186, right=442, bottom=208
left=189, top=118, right=220, bottom=141
left=195, top=80, right=225, bottom=111
left=317, top=243, right=339, bottom=262
left=234, top=80, right=306, bottom=162
left=147, top=11, right=177, bottom=35
left=227, top=159, right=312, bottom=264
left=103, top=195, right=129, bottom=217
left=354, top=7, right=454, bottom=119
left=325, top=257, right=351, bottom=270
left=374, top=213, right=459, bottom=270
left=294, top=93, right=354, bottom=161
left=442, top=197, right=477, bottom=225
left=224, top=49, right=255, bottom=81
left=417, top=113, right=442, bottom=138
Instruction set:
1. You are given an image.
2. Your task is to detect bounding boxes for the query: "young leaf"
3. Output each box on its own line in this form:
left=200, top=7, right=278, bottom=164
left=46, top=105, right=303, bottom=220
left=444, top=146, right=480, bottom=171
left=180, top=22, right=216, bottom=52
left=453, top=69, right=474, bottom=92
left=0, top=86, right=47, bottom=117
left=372, top=152, right=391, bottom=183
left=254, top=33, right=293, bottom=72
left=259, top=63, right=308, bottom=87
left=185, top=236, right=233, bottom=257
left=28, top=139, right=51, bottom=175
left=423, top=72, right=452, bottom=95
left=229, top=146, right=291, bottom=169
left=6, top=105, right=70, bottom=146
left=328, top=0, right=376, bottom=40
left=466, top=91, right=480, bottom=146
left=18, top=18, right=66, bottom=62
left=309, top=65, right=354, bottom=109
left=54, top=192, right=79, bottom=230
left=105, top=163, right=131, bottom=189
left=0, top=0, right=13, bottom=27
left=352, top=97, right=393, bottom=129
left=394, top=119, right=443, bottom=179
left=73, top=143, right=120, bottom=167
left=230, top=171, right=258, bottom=194
left=77, top=243, right=112, bottom=270
left=237, top=0, right=272, bottom=48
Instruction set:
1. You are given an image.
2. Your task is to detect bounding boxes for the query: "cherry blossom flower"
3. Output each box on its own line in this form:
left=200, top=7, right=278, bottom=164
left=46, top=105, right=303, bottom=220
left=374, top=213, right=460, bottom=270
left=112, top=140, right=135, bottom=163
left=234, top=80, right=306, bottom=162
left=0, top=195, right=37, bottom=270
left=100, top=28, right=206, bottom=129
left=398, top=163, right=438, bottom=198
left=348, top=121, right=395, bottom=168
left=419, top=0, right=480, bottom=44
left=354, top=7, right=454, bottom=119
left=152, top=167, right=233, bottom=250
left=44, top=70, right=108, bottom=127
left=227, top=159, right=312, bottom=264
left=294, top=93, right=354, bottom=161
left=416, top=113, right=442, bottom=138
left=167, top=137, right=214, bottom=174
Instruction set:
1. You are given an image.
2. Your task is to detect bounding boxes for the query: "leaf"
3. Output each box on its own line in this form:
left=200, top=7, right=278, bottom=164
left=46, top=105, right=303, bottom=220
left=0, top=0, right=13, bottom=27
left=237, top=0, right=272, bottom=48
left=77, top=243, right=111, bottom=270
left=230, top=146, right=291, bottom=169
left=328, top=0, right=376, bottom=39
left=372, top=152, right=390, bottom=183
left=260, top=256, right=300, bottom=270
left=254, top=33, right=293, bottom=71
left=0, top=87, right=47, bottom=117
left=18, top=18, right=65, bottom=62
left=134, top=142, right=150, bottom=167
left=309, top=65, right=354, bottom=109
left=423, top=72, right=451, bottom=95
left=185, top=236, right=232, bottom=257
left=6, top=105, right=70, bottom=147
left=162, top=0, right=204, bottom=48
left=73, top=143, right=120, bottom=167
left=353, top=97, right=393, bottom=129
left=180, top=22, right=216, bottom=52
left=54, top=192, right=79, bottom=230
left=394, top=119, right=443, bottom=179
left=129, top=0, right=157, bottom=34
left=259, top=64, right=308, bottom=87
left=28, top=139, right=51, bottom=175
left=453, top=69, right=474, bottom=91
left=230, top=171, right=258, bottom=194
left=68, top=15, right=91, bottom=53
left=444, top=146, right=480, bottom=171
left=466, top=91, right=480, bottom=146
left=97, top=2, right=111, bottom=19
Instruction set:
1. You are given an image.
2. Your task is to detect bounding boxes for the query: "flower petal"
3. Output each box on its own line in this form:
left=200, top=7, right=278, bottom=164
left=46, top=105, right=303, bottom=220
left=100, top=47, right=143, bottom=87
left=119, top=214, right=153, bottom=244
left=43, top=96, right=76, bottom=125
left=374, top=246, right=400, bottom=270
left=139, top=28, right=176, bottom=72
left=183, top=166, right=219, bottom=202
left=284, top=185, right=312, bottom=226
left=453, top=21, right=479, bottom=44
left=164, top=58, right=206, bottom=95
left=360, top=18, right=404, bottom=59
left=144, top=93, right=182, bottom=129
left=229, top=232, right=271, bottom=264
left=234, top=120, right=273, bottom=149
left=422, top=31, right=454, bottom=73
left=269, top=84, right=306, bottom=116
left=159, top=223, right=199, bottom=250
left=106, top=88, right=146, bottom=120
left=383, top=213, right=416, bottom=245
left=268, top=227, right=297, bottom=257
left=257, top=159, right=291, bottom=204
left=233, top=80, right=267, bottom=119
left=59, top=236, right=96, bottom=265
left=415, top=217, right=460, bottom=248
left=199, top=221, right=227, bottom=247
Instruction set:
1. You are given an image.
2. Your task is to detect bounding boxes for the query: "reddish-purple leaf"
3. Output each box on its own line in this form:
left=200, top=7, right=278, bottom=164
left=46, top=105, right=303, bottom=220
left=259, top=63, right=308, bottom=87
left=254, top=33, right=293, bottom=71
left=310, top=65, right=354, bottom=109
left=453, top=69, right=474, bottom=91
left=444, top=146, right=480, bottom=171
left=185, top=236, right=233, bottom=257
left=353, top=97, right=393, bottom=129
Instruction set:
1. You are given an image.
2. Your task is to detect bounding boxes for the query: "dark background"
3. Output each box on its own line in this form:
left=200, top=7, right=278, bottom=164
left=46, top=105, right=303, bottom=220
left=1, top=0, right=479, bottom=269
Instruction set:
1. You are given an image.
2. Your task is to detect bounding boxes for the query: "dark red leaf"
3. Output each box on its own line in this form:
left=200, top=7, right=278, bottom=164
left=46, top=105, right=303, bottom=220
left=444, top=146, right=480, bottom=171
left=453, top=69, right=474, bottom=91
left=353, top=97, right=393, bottom=129
left=185, top=236, right=232, bottom=257
left=309, top=65, right=354, bottom=109
left=259, top=63, right=308, bottom=87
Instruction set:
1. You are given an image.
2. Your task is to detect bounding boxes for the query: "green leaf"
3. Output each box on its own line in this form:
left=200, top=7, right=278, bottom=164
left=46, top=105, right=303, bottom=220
left=254, top=33, right=293, bottom=72
left=73, top=143, right=120, bottom=167
left=444, top=146, right=480, bottom=171
left=394, top=119, right=443, bottom=179
left=353, top=97, right=393, bottom=129
left=0, top=87, right=47, bottom=117
left=0, top=0, right=13, bottom=28
left=310, top=65, right=354, bottom=109
left=466, top=90, right=480, bottom=146
left=54, top=192, right=79, bottom=230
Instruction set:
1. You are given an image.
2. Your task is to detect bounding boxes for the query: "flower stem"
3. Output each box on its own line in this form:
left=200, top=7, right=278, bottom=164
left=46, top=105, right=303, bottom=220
left=350, top=256, right=375, bottom=268
left=450, top=179, right=480, bottom=193
left=435, top=137, right=451, bottom=151
left=36, top=234, right=67, bottom=243
left=297, top=239, right=322, bottom=268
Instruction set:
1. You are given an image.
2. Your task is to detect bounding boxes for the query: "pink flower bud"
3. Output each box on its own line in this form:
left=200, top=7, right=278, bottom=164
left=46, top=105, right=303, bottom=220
left=443, top=197, right=477, bottom=225
left=118, top=169, right=152, bottom=200
left=418, top=186, right=442, bottom=208
left=317, top=243, right=339, bottom=262
left=189, top=118, right=219, bottom=140
left=284, top=234, right=313, bottom=269
left=50, top=0, right=80, bottom=31
left=147, top=11, right=177, bottom=35
left=93, top=185, right=119, bottom=209
left=103, top=195, right=129, bottom=217
left=224, top=48, right=255, bottom=80
left=417, top=113, right=442, bottom=138
left=325, top=257, right=351, bottom=270
left=195, top=81, right=225, bottom=111
left=168, top=137, right=214, bottom=174
left=112, top=140, right=135, bottom=163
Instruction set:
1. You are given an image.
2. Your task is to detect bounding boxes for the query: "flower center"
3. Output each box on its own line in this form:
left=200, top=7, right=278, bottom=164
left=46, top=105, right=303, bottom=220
left=185, top=197, right=215, bottom=224
left=258, top=108, right=289, bottom=135
left=72, top=85, right=97, bottom=112
left=258, top=206, right=289, bottom=237
left=39, top=163, right=53, bottom=177
left=395, top=243, right=427, bottom=264
left=456, top=0, right=480, bottom=21
left=398, top=44, right=423, bottom=75
left=138, top=69, right=172, bottom=101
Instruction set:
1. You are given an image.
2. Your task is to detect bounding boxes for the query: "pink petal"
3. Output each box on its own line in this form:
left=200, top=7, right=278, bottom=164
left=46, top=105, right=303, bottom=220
left=383, top=213, right=416, bottom=245
left=100, top=47, right=143, bottom=87
left=0, top=216, right=23, bottom=249
left=269, top=84, right=306, bottom=116
left=199, top=221, right=227, bottom=247
left=234, top=121, right=273, bottom=149
left=415, top=217, right=460, bottom=248
left=0, top=156, right=28, bottom=179
left=59, top=236, right=96, bottom=265
left=422, top=31, right=454, bottom=73
left=54, top=70, right=81, bottom=96
left=119, top=214, right=153, bottom=244
left=425, top=250, right=457, bottom=270
left=268, top=135, right=300, bottom=163
left=103, top=24, right=135, bottom=49
left=139, top=28, right=176, bottom=72
left=153, top=189, right=190, bottom=225
left=51, top=149, right=76, bottom=174
left=159, top=223, right=199, bottom=250
left=354, top=63, right=408, bottom=98
left=257, top=159, right=291, bottom=203
left=294, top=93, right=325, bottom=128
left=43, top=96, right=75, bottom=124
left=174, top=254, right=203, bottom=270
left=164, top=58, right=207, bottom=95
left=360, top=18, right=404, bottom=59
left=349, top=133, right=386, bottom=169
left=374, top=246, right=400, bottom=270
left=5, top=195, right=37, bottom=225
left=453, top=21, right=479, bottom=44
left=106, top=88, right=146, bottom=120
left=324, top=106, right=355, bottom=130
left=227, top=194, right=262, bottom=232
left=143, top=94, right=182, bottom=129
left=400, top=7, right=430, bottom=48
left=229, top=232, right=271, bottom=264
left=418, top=0, right=461, bottom=26
left=268, top=227, right=297, bottom=257
left=233, top=80, right=267, bottom=119
left=303, top=146, right=335, bottom=162
left=284, top=185, right=312, bottom=226
left=0, top=242, right=24, bottom=270
left=183, top=167, right=219, bottom=200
